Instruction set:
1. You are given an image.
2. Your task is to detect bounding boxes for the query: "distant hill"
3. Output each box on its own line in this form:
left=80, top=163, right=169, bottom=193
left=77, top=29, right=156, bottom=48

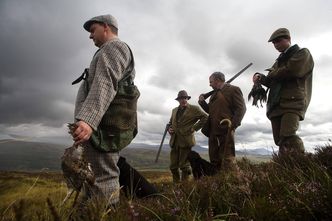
left=0, top=139, right=64, bottom=171
left=0, top=139, right=271, bottom=171
left=0, top=140, right=171, bottom=171
left=128, top=142, right=209, bottom=153
left=238, top=148, right=275, bottom=156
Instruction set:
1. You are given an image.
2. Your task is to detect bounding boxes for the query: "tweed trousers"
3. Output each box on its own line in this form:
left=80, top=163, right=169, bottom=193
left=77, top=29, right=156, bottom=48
left=208, top=130, right=235, bottom=170
left=169, top=144, right=191, bottom=171
left=270, top=113, right=304, bottom=153
left=82, top=142, right=120, bottom=205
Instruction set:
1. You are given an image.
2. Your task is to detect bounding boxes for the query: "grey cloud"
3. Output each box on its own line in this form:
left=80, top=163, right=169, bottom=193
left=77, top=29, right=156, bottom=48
left=315, top=55, right=332, bottom=75
left=305, top=109, right=332, bottom=126
left=1, top=0, right=331, bottom=150
left=148, top=58, right=190, bottom=90
left=0, top=0, right=91, bottom=128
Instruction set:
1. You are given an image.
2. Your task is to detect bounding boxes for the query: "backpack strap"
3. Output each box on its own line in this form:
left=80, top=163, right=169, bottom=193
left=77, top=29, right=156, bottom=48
left=71, top=44, right=134, bottom=86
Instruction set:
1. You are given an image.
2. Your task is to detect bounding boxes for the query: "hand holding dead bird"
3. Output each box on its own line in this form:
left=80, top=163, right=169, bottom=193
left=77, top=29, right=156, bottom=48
left=248, top=73, right=267, bottom=107
left=60, top=123, right=95, bottom=207
left=72, top=121, right=93, bottom=145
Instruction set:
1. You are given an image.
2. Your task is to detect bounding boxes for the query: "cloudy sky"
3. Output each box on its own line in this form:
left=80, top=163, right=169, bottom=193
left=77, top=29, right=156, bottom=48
left=1, top=0, right=332, bottom=152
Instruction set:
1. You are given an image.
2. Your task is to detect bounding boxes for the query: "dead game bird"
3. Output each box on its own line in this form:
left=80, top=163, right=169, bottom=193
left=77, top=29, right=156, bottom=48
left=248, top=82, right=267, bottom=107
left=60, top=123, right=95, bottom=206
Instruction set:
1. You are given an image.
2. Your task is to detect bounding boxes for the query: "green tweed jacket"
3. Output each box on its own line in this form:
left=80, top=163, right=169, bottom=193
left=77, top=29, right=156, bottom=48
left=259, top=44, right=314, bottom=120
left=169, top=104, right=208, bottom=148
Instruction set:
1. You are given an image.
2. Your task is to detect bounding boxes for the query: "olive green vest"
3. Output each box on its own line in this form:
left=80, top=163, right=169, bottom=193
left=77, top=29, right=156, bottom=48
left=90, top=47, right=140, bottom=152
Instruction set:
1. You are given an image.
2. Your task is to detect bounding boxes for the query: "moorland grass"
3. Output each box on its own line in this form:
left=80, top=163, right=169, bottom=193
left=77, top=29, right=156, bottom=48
left=1, top=145, right=332, bottom=220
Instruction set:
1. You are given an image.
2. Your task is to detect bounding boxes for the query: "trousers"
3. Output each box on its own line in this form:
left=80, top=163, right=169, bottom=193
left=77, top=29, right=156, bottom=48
left=82, top=143, right=120, bottom=205
left=270, top=113, right=304, bottom=154
left=208, top=130, right=235, bottom=170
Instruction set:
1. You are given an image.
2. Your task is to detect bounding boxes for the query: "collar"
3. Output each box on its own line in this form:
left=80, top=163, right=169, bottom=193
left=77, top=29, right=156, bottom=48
left=178, top=105, right=188, bottom=110
left=99, top=37, right=120, bottom=48
left=282, top=44, right=292, bottom=53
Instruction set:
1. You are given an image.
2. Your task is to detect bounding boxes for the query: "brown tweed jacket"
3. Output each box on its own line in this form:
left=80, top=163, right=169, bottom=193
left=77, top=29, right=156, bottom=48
left=169, top=104, right=208, bottom=148
left=207, top=83, right=246, bottom=135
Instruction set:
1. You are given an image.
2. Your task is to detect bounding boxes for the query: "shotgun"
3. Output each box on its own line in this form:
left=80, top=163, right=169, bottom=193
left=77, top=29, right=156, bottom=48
left=201, top=62, right=253, bottom=100
left=155, top=123, right=171, bottom=163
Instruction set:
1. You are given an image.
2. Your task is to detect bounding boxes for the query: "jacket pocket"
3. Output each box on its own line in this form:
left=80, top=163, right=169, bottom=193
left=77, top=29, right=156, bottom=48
left=279, top=88, right=305, bottom=110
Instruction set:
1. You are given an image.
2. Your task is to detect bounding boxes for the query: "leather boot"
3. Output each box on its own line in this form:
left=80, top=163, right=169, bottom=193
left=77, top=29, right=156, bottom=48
left=279, top=135, right=305, bottom=155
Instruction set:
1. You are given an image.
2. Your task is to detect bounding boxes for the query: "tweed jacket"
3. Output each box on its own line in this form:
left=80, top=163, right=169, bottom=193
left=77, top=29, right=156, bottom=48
left=205, top=84, right=246, bottom=136
left=169, top=104, right=208, bottom=148
left=74, top=38, right=134, bottom=131
left=259, top=44, right=314, bottom=120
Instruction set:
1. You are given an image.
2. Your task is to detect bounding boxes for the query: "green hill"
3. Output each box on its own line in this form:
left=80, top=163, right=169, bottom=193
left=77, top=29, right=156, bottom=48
left=0, top=140, right=172, bottom=171
left=0, top=139, right=270, bottom=171
left=0, top=140, right=64, bottom=171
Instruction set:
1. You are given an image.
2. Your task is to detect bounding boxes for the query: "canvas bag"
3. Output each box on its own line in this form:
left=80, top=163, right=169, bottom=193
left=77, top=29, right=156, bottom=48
left=90, top=45, right=139, bottom=152
left=90, top=74, right=140, bottom=152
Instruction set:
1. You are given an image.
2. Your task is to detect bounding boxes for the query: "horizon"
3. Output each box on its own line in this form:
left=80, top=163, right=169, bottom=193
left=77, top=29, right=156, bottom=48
left=0, top=137, right=292, bottom=154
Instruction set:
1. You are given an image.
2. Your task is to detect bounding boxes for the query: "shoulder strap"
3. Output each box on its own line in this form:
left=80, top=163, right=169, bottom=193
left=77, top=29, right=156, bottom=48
left=72, top=43, right=135, bottom=87
left=119, top=44, right=135, bottom=85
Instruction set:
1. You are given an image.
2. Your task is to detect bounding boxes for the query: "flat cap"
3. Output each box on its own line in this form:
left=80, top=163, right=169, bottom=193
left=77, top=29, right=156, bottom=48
left=268, top=28, right=290, bottom=42
left=83, top=14, right=118, bottom=31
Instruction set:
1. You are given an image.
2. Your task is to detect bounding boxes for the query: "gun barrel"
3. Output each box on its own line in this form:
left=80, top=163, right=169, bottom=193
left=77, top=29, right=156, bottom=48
left=155, top=123, right=170, bottom=163
left=226, top=62, right=253, bottom=83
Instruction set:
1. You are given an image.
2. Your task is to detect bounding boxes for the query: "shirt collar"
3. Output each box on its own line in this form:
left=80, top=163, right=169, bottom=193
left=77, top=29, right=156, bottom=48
left=283, top=44, right=292, bottom=53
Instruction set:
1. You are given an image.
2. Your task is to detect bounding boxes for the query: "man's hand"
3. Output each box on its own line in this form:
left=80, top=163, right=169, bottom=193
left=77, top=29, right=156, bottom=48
left=198, top=94, right=205, bottom=102
left=252, top=73, right=262, bottom=84
left=73, top=121, right=93, bottom=145
left=168, top=126, right=174, bottom=135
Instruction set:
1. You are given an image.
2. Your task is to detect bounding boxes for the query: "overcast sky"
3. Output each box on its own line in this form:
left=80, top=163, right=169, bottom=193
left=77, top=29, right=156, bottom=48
left=1, top=0, right=332, bottom=152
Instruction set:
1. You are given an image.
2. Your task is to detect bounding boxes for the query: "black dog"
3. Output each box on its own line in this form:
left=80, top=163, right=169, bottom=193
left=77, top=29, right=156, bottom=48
left=117, top=156, right=158, bottom=198
left=187, top=150, right=218, bottom=179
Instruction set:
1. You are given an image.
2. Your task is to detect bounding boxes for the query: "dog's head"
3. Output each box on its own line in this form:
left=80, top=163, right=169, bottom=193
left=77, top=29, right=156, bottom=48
left=187, top=150, right=201, bottom=162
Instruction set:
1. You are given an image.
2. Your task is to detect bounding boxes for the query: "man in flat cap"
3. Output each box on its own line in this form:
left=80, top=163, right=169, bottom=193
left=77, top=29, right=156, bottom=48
left=168, top=90, right=208, bottom=182
left=199, top=72, right=246, bottom=172
left=252, top=28, right=314, bottom=155
left=71, top=14, right=139, bottom=205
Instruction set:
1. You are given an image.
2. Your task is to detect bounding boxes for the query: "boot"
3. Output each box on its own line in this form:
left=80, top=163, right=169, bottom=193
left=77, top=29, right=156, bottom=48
left=279, top=136, right=305, bottom=155
left=171, top=169, right=180, bottom=183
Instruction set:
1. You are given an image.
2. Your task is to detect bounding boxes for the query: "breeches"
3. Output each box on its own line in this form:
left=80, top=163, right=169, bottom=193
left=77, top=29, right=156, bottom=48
left=208, top=131, right=235, bottom=168
left=169, top=144, right=191, bottom=170
left=270, top=113, right=304, bottom=151
left=83, top=142, right=120, bottom=205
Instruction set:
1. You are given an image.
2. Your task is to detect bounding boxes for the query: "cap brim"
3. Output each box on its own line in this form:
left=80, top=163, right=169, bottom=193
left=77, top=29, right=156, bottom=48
left=83, top=20, right=101, bottom=31
left=175, top=96, right=191, bottom=100
left=83, top=20, right=93, bottom=31
left=268, top=34, right=289, bottom=42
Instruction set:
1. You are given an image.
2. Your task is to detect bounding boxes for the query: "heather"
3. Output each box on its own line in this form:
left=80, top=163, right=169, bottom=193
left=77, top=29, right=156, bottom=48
left=1, top=144, right=332, bottom=221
